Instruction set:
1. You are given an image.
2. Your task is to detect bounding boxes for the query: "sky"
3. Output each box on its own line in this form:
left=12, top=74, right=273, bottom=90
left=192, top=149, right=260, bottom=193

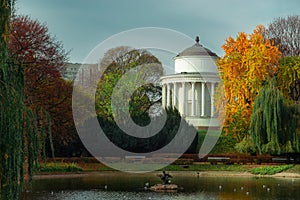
left=16, top=0, right=300, bottom=64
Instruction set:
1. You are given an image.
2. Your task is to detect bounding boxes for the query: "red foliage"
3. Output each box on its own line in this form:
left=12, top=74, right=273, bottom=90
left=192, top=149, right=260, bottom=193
left=8, top=15, right=76, bottom=150
left=9, top=16, right=67, bottom=77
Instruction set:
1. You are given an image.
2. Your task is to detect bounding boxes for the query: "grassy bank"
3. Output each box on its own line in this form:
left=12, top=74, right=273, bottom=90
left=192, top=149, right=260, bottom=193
left=249, top=165, right=294, bottom=175
left=36, top=162, right=250, bottom=173
left=35, top=161, right=300, bottom=177
left=161, top=164, right=249, bottom=172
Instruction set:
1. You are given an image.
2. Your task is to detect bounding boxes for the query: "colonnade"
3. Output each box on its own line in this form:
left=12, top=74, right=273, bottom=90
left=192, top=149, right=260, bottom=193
left=162, top=82, right=216, bottom=117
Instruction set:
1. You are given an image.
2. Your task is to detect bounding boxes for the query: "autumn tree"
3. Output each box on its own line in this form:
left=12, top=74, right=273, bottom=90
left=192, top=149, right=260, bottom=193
left=36, top=80, right=74, bottom=155
left=277, top=56, right=300, bottom=102
left=7, top=15, right=76, bottom=155
left=264, top=16, right=300, bottom=102
left=9, top=15, right=68, bottom=108
left=217, top=26, right=281, bottom=141
left=265, top=15, right=300, bottom=57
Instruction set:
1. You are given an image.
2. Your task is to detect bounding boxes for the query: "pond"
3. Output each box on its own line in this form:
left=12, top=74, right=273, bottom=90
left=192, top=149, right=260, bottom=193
left=21, top=172, right=300, bottom=200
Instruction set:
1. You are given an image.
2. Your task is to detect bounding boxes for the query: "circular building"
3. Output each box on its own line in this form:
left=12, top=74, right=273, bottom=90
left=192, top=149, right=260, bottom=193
left=160, top=36, right=220, bottom=128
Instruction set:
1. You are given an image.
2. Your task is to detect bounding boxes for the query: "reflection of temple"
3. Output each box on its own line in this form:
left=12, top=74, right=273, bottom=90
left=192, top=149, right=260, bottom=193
left=160, top=36, right=220, bottom=128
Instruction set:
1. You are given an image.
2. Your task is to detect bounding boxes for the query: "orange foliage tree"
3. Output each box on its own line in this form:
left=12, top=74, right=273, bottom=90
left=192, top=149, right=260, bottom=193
left=217, top=25, right=281, bottom=141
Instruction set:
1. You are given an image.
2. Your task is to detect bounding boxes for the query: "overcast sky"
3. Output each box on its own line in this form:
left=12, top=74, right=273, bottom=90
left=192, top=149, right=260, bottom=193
left=16, top=0, right=300, bottom=64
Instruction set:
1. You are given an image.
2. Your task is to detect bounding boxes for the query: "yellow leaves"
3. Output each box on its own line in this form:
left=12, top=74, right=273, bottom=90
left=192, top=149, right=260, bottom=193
left=277, top=56, right=300, bottom=101
left=216, top=26, right=281, bottom=140
left=254, top=24, right=265, bottom=35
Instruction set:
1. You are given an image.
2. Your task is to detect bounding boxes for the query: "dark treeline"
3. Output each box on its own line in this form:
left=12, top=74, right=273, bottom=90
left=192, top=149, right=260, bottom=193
left=98, top=107, right=198, bottom=154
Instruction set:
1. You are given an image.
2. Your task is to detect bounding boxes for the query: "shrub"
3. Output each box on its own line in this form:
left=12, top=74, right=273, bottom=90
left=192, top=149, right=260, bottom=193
left=197, top=131, right=238, bottom=154
left=37, top=162, right=83, bottom=172
left=235, top=135, right=256, bottom=154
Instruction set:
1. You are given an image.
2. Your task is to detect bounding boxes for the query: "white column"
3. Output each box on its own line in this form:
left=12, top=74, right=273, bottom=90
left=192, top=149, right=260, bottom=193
left=167, top=83, right=171, bottom=108
left=182, top=82, right=186, bottom=115
left=162, top=84, right=166, bottom=108
left=191, top=82, right=195, bottom=116
left=201, top=82, right=205, bottom=117
left=211, top=82, right=215, bottom=117
left=173, top=82, right=177, bottom=108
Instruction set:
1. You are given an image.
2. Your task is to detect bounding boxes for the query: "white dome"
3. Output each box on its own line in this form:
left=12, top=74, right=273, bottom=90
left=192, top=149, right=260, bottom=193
left=174, top=37, right=218, bottom=74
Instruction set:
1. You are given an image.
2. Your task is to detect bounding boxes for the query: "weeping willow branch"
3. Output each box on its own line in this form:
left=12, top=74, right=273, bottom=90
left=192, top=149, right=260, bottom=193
left=248, top=78, right=299, bottom=155
left=0, top=1, right=24, bottom=199
left=0, top=1, right=51, bottom=199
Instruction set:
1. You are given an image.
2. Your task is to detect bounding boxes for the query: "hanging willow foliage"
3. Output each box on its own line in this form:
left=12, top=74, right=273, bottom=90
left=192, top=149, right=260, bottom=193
left=0, top=0, right=24, bottom=199
left=249, top=78, right=299, bottom=155
left=0, top=60, right=24, bottom=199
left=1, top=1, right=51, bottom=199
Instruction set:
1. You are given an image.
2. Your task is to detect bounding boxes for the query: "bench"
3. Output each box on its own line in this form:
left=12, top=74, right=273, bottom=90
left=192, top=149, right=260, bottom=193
left=272, top=157, right=287, bottom=162
left=207, top=156, right=231, bottom=165
left=271, top=157, right=294, bottom=163
left=124, top=155, right=146, bottom=162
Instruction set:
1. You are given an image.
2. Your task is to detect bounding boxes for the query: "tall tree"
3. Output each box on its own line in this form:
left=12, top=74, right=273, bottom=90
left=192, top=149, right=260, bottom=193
left=8, top=15, right=72, bottom=157
left=38, top=80, right=76, bottom=155
left=265, top=15, right=300, bottom=57
left=249, top=79, right=299, bottom=154
left=8, top=15, right=68, bottom=109
left=277, top=56, right=300, bottom=102
left=96, top=48, right=163, bottom=122
left=99, top=46, right=132, bottom=75
left=0, top=0, right=26, bottom=199
left=217, top=25, right=281, bottom=141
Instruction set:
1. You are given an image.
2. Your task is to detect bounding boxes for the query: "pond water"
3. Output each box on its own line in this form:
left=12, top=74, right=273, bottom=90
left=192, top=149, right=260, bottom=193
left=21, top=172, right=300, bottom=200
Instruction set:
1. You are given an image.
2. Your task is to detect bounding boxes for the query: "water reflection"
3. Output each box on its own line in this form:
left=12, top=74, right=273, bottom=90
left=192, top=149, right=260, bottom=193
left=21, top=172, right=300, bottom=200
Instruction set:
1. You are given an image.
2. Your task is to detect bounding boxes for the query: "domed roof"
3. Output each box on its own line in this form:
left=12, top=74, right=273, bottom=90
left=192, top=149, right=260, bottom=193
left=176, top=36, right=218, bottom=57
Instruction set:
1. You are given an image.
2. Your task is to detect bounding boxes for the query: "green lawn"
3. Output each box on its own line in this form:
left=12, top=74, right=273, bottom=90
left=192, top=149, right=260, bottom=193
left=249, top=165, right=294, bottom=175
left=35, top=161, right=300, bottom=176
left=161, top=164, right=248, bottom=172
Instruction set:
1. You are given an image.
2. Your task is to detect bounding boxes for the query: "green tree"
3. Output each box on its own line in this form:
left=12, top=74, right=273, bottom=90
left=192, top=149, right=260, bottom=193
left=0, top=0, right=26, bottom=199
left=248, top=79, right=299, bottom=155
left=96, top=48, right=163, bottom=122
left=92, top=48, right=199, bottom=154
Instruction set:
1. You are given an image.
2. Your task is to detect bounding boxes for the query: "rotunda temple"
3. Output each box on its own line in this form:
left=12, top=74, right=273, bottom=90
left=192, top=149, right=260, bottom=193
left=160, top=36, right=220, bottom=128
